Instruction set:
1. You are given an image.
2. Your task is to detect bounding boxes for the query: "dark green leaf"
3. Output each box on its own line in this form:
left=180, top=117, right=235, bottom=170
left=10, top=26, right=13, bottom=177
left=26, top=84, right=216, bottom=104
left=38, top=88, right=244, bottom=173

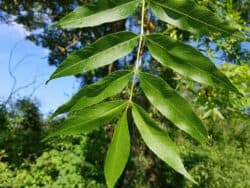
left=132, top=103, right=195, bottom=183
left=43, top=100, right=128, bottom=141
left=47, top=31, right=138, bottom=82
left=52, top=70, right=132, bottom=117
left=146, top=34, right=239, bottom=93
left=53, top=0, right=139, bottom=29
left=139, top=72, right=208, bottom=143
left=149, top=0, right=243, bottom=39
left=105, top=111, right=130, bottom=188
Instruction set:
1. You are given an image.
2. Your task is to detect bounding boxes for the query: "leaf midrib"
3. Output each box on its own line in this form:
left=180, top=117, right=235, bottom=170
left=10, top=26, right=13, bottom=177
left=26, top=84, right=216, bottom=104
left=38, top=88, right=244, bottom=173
left=151, top=1, right=231, bottom=35
left=59, top=1, right=138, bottom=26
left=132, top=106, right=189, bottom=175
left=146, top=37, right=233, bottom=89
left=76, top=70, right=131, bottom=95
left=51, top=102, right=127, bottom=136
left=106, top=113, right=128, bottom=188
left=53, top=36, right=138, bottom=78
left=71, top=73, right=132, bottom=111
left=140, top=75, right=205, bottom=141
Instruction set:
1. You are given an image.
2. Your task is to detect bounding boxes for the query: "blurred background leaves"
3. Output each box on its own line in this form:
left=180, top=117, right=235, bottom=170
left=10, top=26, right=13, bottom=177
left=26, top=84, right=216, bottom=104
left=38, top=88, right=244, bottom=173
left=0, top=0, right=249, bottom=187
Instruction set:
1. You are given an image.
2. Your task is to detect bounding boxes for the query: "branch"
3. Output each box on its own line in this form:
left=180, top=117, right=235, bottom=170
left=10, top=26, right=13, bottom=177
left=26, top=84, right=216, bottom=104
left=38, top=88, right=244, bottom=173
left=4, top=41, right=45, bottom=106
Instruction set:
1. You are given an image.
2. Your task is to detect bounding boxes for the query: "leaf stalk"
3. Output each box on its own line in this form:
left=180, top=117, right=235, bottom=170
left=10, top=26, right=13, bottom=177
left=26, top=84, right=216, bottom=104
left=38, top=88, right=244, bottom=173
left=128, top=0, right=145, bottom=105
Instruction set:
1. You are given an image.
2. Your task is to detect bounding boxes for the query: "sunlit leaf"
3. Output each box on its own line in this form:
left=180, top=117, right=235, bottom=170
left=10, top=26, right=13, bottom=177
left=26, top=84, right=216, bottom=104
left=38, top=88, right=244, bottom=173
left=139, top=72, right=208, bottom=143
left=132, top=103, right=195, bottom=183
left=146, top=34, right=239, bottom=93
left=149, top=0, right=243, bottom=39
left=52, top=70, right=132, bottom=117
left=47, top=31, right=138, bottom=82
left=105, top=111, right=130, bottom=188
left=53, top=0, right=139, bottom=29
left=43, top=100, right=128, bottom=141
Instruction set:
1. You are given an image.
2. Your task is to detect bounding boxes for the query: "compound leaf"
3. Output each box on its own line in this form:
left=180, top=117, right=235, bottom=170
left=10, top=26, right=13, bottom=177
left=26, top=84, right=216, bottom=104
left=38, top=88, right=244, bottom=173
left=47, top=31, right=138, bottom=82
left=53, top=0, right=139, bottom=29
left=105, top=111, right=130, bottom=188
left=132, top=103, right=195, bottom=183
left=139, top=72, right=208, bottom=143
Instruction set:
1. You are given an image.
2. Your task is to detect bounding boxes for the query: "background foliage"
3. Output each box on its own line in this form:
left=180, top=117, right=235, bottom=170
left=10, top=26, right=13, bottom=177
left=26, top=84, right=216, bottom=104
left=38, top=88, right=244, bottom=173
left=0, top=64, right=249, bottom=187
left=0, top=0, right=249, bottom=187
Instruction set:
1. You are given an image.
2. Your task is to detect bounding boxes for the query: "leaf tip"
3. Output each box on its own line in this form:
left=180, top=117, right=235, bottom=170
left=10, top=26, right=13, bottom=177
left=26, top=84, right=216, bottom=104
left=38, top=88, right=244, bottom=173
left=183, top=171, right=197, bottom=184
left=235, top=89, right=244, bottom=97
left=41, top=132, right=58, bottom=143
left=50, top=22, right=61, bottom=29
left=45, top=74, right=57, bottom=85
left=106, top=181, right=114, bottom=188
left=232, top=30, right=248, bottom=41
left=48, top=113, right=57, bottom=121
left=40, top=136, right=50, bottom=143
left=45, top=79, right=50, bottom=85
left=229, top=85, right=243, bottom=97
left=49, top=110, right=59, bottom=120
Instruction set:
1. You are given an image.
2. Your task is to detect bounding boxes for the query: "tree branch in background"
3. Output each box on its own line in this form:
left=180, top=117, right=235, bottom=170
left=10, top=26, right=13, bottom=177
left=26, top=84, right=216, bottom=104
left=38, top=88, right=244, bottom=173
left=4, top=41, right=44, bottom=106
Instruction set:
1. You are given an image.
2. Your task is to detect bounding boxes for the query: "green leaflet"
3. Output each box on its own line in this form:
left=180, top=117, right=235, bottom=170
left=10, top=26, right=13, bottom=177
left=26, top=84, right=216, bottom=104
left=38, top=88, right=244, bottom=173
left=105, top=111, right=130, bottom=188
left=52, top=70, right=132, bottom=117
left=132, top=103, right=195, bottom=183
left=47, top=31, right=138, bottom=82
left=52, top=0, right=139, bottom=29
left=149, top=0, right=243, bottom=39
left=139, top=72, right=208, bottom=143
left=146, top=34, right=239, bottom=93
left=43, top=100, right=128, bottom=141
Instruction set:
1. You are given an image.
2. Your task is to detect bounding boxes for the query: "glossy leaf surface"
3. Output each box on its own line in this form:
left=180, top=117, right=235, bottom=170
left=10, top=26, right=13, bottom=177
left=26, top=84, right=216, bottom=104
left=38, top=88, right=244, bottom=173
left=139, top=72, right=208, bottom=143
left=47, top=31, right=138, bottom=82
left=105, top=111, right=130, bottom=188
left=146, top=34, right=239, bottom=93
left=52, top=70, right=132, bottom=117
left=149, top=0, right=242, bottom=38
left=44, top=101, right=127, bottom=141
left=132, top=103, right=195, bottom=182
left=53, top=0, right=139, bottom=29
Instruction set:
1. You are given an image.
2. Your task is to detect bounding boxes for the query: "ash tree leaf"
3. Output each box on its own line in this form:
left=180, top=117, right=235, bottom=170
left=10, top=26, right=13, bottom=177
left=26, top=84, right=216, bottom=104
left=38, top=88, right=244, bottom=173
left=47, top=31, right=139, bottom=82
left=105, top=111, right=130, bottom=188
left=52, top=70, right=132, bottom=117
left=52, top=0, right=139, bottom=29
left=146, top=34, right=239, bottom=93
left=131, top=103, right=195, bottom=183
left=149, top=0, right=243, bottom=39
left=43, top=100, right=128, bottom=141
left=139, top=72, right=208, bottom=143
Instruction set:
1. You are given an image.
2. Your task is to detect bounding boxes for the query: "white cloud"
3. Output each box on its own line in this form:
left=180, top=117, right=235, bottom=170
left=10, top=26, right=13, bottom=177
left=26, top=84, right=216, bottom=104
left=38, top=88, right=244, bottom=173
left=0, top=22, right=31, bottom=38
left=12, top=22, right=31, bottom=37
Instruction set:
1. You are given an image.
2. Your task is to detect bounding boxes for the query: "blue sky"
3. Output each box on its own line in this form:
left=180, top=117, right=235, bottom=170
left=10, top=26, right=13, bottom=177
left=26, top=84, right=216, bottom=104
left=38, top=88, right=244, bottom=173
left=0, top=23, right=80, bottom=115
left=0, top=22, right=249, bottom=116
